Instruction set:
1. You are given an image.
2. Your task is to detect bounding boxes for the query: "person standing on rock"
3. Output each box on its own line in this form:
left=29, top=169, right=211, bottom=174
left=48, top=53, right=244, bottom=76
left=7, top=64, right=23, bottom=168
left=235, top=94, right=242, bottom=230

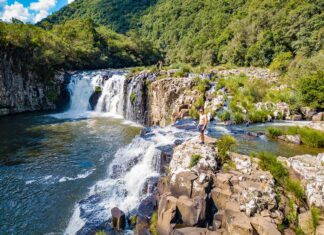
left=198, top=108, right=208, bottom=144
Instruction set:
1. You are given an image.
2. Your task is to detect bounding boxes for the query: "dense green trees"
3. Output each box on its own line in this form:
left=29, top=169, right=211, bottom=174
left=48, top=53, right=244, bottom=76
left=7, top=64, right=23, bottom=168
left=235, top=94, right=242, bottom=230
left=0, top=19, right=161, bottom=77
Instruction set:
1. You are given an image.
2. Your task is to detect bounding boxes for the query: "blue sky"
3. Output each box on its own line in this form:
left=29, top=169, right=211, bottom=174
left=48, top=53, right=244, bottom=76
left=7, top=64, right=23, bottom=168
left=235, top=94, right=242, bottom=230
left=0, top=0, right=73, bottom=23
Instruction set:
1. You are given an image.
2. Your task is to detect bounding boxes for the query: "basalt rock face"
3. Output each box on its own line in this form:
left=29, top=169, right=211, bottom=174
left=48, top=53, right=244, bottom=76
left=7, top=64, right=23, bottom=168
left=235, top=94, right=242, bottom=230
left=0, top=52, right=68, bottom=116
left=156, top=138, right=282, bottom=235
left=150, top=77, right=199, bottom=126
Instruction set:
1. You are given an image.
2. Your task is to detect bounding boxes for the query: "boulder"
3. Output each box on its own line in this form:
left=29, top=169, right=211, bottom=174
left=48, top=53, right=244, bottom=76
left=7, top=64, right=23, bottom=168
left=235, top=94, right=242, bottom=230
left=291, top=114, right=302, bottom=121
left=312, top=112, right=324, bottom=122
left=301, top=107, right=317, bottom=120
left=170, top=171, right=198, bottom=198
left=278, top=135, right=301, bottom=145
left=172, top=227, right=217, bottom=235
left=135, top=215, right=150, bottom=235
left=111, top=207, right=126, bottom=230
left=298, top=211, right=313, bottom=235
left=250, top=216, right=281, bottom=235
left=224, top=210, right=253, bottom=235
left=157, top=195, right=178, bottom=235
left=211, top=187, right=232, bottom=210
left=176, top=196, right=206, bottom=226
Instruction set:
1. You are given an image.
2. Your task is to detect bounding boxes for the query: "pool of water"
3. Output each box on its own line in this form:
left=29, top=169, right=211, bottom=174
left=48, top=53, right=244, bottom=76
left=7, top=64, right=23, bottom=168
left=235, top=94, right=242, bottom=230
left=0, top=112, right=141, bottom=235
left=1, top=113, right=323, bottom=235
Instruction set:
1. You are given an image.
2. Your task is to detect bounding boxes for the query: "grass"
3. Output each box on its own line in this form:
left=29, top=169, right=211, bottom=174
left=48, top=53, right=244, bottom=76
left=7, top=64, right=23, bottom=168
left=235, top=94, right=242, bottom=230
left=216, top=135, right=236, bottom=164
left=266, top=127, right=284, bottom=138
left=268, top=126, right=324, bottom=148
left=247, top=109, right=269, bottom=123
left=311, top=207, right=320, bottom=233
left=95, top=231, right=107, bottom=235
left=190, top=154, right=202, bottom=167
left=253, top=152, right=306, bottom=203
left=150, top=211, right=158, bottom=235
left=233, top=112, right=245, bottom=124
left=218, top=111, right=231, bottom=122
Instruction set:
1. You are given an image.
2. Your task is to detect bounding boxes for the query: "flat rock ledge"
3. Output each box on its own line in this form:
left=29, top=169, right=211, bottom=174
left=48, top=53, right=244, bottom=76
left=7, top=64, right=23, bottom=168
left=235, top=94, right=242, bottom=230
left=279, top=153, right=324, bottom=209
left=153, top=137, right=282, bottom=235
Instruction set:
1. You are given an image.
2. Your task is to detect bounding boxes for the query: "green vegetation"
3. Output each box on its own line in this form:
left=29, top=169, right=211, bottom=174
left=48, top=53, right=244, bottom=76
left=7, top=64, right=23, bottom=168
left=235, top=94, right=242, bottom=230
left=266, top=127, right=284, bottom=138
left=247, top=109, right=269, bottom=123
left=233, top=113, right=245, bottom=124
left=297, top=71, right=324, bottom=110
left=218, top=111, right=231, bottom=122
left=254, top=152, right=306, bottom=203
left=150, top=211, right=158, bottom=235
left=311, top=207, right=321, bottom=233
left=216, top=135, right=236, bottom=164
left=267, top=126, right=324, bottom=148
left=190, top=154, right=202, bottom=168
left=95, top=231, right=107, bottom=235
left=130, top=92, right=136, bottom=104
left=95, top=86, right=102, bottom=93
left=0, top=19, right=160, bottom=78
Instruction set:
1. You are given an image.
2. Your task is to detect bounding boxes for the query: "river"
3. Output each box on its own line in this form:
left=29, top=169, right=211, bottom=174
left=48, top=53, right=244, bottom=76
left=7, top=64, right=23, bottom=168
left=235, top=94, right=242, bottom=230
left=0, top=70, right=323, bottom=235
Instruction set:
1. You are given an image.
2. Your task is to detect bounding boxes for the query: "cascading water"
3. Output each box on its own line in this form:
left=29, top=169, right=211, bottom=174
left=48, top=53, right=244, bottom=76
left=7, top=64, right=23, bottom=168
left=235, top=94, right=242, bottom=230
left=65, top=121, right=197, bottom=235
left=95, top=75, right=125, bottom=116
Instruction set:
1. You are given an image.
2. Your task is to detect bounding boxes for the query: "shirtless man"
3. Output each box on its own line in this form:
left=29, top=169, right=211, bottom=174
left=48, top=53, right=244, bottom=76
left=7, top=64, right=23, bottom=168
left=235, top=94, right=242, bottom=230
left=197, top=108, right=208, bottom=144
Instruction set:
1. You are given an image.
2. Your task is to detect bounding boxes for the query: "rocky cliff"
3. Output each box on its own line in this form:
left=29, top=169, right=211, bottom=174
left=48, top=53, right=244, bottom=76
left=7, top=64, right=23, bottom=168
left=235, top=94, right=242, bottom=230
left=0, top=52, right=68, bottom=116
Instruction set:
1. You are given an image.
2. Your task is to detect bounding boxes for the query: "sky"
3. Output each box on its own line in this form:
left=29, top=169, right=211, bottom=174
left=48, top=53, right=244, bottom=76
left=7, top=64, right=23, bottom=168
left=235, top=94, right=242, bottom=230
left=0, top=0, right=74, bottom=23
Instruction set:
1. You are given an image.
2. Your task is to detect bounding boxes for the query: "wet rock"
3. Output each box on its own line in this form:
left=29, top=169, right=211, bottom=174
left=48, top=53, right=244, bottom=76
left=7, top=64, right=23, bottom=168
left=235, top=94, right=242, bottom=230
left=250, top=216, right=281, bottom=235
left=138, top=195, right=157, bottom=219
left=291, top=114, right=302, bottom=121
left=157, top=195, right=178, bottom=235
left=89, top=91, right=101, bottom=110
left=111, top=207, right=126, bottom=230
left=278, top=135, right=301, bottom=145
left=135, top=215, right=150, bottom=235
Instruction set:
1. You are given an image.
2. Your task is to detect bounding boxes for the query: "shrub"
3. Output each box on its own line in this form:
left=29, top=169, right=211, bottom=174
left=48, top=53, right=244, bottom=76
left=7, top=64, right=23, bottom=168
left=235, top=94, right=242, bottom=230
left=95, top=86, right=102, bottom=92
left=190, top=154, right=202, bottom=167
left=216, top=135, right=236, bottom=164
left=150, top=211, right=158, bottom=235
left=189, top=107, right=199, bottom=120
left=254, top=152, right=289, bottom=184
left=287, top=126, right=324, bottom=148
left=218, top=111, right=231, bottom=122
left=311, top=207, right=320, bottom=233
left=130, top=91, right=136, bottom=104
left=285, top=179, right=306, bottom=202
left=248, top=109, right=269, bottom=123
left=266, top=127, right=284, bottom=138
left=297, top=71, right=324, bottom=110
left=233, top=112, right=245, bottom=124
left=269, top=52, right=293, bottom=73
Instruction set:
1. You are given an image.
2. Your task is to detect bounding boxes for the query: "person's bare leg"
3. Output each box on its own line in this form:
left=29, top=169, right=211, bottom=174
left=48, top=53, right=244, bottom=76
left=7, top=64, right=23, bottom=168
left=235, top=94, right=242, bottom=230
left=202, top=132, right=205, bottom=144
left=200, top=132, right=203, bottom=143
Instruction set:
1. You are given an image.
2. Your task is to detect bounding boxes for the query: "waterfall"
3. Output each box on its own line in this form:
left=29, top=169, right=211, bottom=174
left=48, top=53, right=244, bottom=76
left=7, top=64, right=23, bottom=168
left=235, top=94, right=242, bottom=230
left=95, top=75, right=125, bottom=115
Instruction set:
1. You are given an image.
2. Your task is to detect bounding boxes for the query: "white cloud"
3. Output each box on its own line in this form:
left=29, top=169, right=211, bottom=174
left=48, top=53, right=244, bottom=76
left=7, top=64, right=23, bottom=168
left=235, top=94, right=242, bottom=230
left=0, top=0, right=58, bottom=23
left=1, top=2, right=31, bottom=22
left=67, top=0, right=75, bottom=3
left=30, top=0, right=56, bottom=11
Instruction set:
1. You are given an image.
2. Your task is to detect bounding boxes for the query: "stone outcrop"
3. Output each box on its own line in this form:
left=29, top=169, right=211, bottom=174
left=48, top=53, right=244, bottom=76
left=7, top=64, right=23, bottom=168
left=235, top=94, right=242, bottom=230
left=156, top=138, right=282, bottom=235
left=0, top=52, right=68, bottom=116
left=212, top=67, right=279, bottom=81
left=279, top=153, right=324, bottom=209
left=150, top=77, right=199, bottom=126
left=278, top=135, right=301, bottom=145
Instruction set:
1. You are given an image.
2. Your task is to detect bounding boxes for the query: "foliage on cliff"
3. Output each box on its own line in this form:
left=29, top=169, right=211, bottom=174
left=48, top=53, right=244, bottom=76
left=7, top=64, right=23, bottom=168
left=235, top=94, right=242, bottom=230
left=39, top=0, right=323, bottom=68
left=38, top=0, right=158, bottom=33
left=0, top=19, right=160, bottom=76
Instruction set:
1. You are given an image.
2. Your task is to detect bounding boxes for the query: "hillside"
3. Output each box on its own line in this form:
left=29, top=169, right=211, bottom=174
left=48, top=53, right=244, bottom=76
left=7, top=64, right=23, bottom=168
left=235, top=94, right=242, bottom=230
left=40, top=0, right=324, bottom=67
left=38, top=0, right=158, bottom=33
